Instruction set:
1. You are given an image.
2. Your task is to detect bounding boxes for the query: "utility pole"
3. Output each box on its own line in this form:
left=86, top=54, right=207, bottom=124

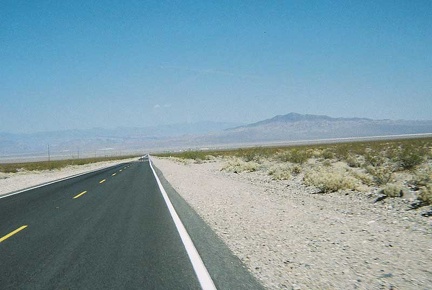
left=47, top=144, right=52, bottom=170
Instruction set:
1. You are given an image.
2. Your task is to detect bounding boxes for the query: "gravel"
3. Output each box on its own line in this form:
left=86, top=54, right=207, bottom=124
left=152, top=157, right=432, bottom=290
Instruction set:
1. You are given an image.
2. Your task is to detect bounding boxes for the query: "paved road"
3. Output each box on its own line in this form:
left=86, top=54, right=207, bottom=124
left=0, top=161, right=204, bottom=289
left=0, top=160, right=263, bottom=289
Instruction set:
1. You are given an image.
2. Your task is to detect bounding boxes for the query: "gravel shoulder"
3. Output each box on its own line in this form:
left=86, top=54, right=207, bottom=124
left=151, top=157, right=432, bottom=290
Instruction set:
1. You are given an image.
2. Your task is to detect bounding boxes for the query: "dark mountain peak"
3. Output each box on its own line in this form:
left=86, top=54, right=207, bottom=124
left=270, top=112, right=332, bottom=122
left=231, top=113, right=373, bottom=130
left=237, top=113, right=330, bottom=128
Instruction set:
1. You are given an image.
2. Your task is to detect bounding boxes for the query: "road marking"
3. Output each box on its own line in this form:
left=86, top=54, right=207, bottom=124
left=0, top=163, right=122, bottom=200
left=119, top=170, right=122, bottom=172
left=149, top=157, right=216, bottom=290
left=73, top=191, right=87, bottom=199
left=0, top=225, right=28, bottom=243
left=112, top=173, right=116, bottom=176
left=99, top=179, right=106, bottom=184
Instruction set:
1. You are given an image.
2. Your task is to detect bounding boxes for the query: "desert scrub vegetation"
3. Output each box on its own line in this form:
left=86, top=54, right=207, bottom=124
left=381, top=183, right=405, bottom=197
left=0, top=155, right=139, bottom=173
left=411, top=167, right=432, bottom=187
left=277, top=149, right=312, bottom=164
left=221, top=158, right=260, bottom=173
left=346, top=154, right=362, bottom=168
left=396, top=144, right=427, bottom=170
left=156, top=138, right=431, bottom=167
left=268, top=164, right=292, bottom=180
left=303, top=166, right=361, bottom=193
left=365, top=166, right=393, bottom=186
left=419, top=185, right=432, bottom=205
left=410, top=167, right=432, bottom=205
left=156, top=137, right=432, bottom=204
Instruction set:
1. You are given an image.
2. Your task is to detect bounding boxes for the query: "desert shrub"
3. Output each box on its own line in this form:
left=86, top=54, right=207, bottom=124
left=280, top=149, right=311, bottom=164
left=364, top=151, right=386, bottom=167
left=194, top=158, right=204, bottom=164
left=170, top=157, right=190, bottom=165
left=366, top=166, right=393, bottom=186
left=419, top=184, right=432, bottom=205
left=351, top=170, right=374, bottom=186
left=334, top=144, right=350, bottom=161
left=322, top=160, right=332, bottom=167
left=276, top=152, right=288, bottom=162
left=384, top=145, right=400, bottom=160
left=346, top=155, right=361, bottom=168
left=239, top=149, right=260, bottom=162
left=411, top=168, right=432, bottom=187
left=381, top=184, right=404, bottom=197
left=221, top=158, right=260, bottom=173
left=396, top=145, right=425, bottom=170
left=235, top=147, right=275, bottom=162
left=311, top=149, right=322, bottom=158
left=291, top=165, right=302, bottom=175
left=349, top=142, right=367, bottom=156
left=303, top=167, right=359, bottom=193
left=321, top=149, right=334, bottom=160
left=268, top=164, right=291, bottom=180
left=178, top=151, right=210, bottom=161
left=0, top=166, right=18, bottom=173
left=276, top=152, right=289, bottom=163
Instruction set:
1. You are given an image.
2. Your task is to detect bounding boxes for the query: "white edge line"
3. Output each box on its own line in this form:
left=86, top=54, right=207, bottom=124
left=149, top=156, right=217, bottom=290
left=0, top=162, right=128, bottom=200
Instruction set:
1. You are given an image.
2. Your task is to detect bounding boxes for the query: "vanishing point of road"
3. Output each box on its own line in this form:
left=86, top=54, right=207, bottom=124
left=0, top=159, right=263, bottom=289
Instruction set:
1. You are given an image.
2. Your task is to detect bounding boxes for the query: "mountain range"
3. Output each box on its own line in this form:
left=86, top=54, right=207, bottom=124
left=1, top=113, right=431, bottom=162
left=212, top=113, right=432, bottom=143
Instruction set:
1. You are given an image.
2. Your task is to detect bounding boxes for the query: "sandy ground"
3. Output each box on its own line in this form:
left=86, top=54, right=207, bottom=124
left=0, top=158, right=137, bottom=196
left=152, top=157, right=432, bottom=290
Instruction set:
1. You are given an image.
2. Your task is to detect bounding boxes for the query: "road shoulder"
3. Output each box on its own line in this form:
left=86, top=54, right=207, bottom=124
left=152, top=164, right=265, bottom=290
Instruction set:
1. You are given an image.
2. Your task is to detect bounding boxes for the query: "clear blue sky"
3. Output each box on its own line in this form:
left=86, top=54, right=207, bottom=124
left=1, top=0, right=431, bottom=133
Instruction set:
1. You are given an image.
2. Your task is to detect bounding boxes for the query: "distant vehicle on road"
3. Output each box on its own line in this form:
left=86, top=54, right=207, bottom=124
left=139, top=155, right=148, bottom=161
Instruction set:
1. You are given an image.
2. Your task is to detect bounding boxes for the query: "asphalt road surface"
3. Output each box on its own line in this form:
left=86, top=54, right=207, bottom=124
left=0, top=160, right=263, bottom=290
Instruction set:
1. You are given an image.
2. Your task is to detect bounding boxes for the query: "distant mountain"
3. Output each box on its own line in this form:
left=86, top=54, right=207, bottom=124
left=213, top=113, right=432, bottom=143
left=236, top=112, right=371, bottom=128
left=1, top=113, right=431, bottom=162
left=0, top=121, right=241, bottom=160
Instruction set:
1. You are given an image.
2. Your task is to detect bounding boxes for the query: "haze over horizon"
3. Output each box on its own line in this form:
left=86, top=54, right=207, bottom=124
left=1, top=1, right=431, bottom=134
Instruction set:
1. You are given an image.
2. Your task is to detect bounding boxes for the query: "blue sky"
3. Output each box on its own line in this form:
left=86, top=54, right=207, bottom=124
left=1, top=0, right=431, bottom=133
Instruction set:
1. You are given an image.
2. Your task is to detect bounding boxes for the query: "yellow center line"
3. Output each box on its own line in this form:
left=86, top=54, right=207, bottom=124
left=73, top=190, right=87, bottom=199
left=99, top=179, right=106, bottom=184
left=112, top=173, right=116, bottom=176
left=0, top=225, right=28, bottom=243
